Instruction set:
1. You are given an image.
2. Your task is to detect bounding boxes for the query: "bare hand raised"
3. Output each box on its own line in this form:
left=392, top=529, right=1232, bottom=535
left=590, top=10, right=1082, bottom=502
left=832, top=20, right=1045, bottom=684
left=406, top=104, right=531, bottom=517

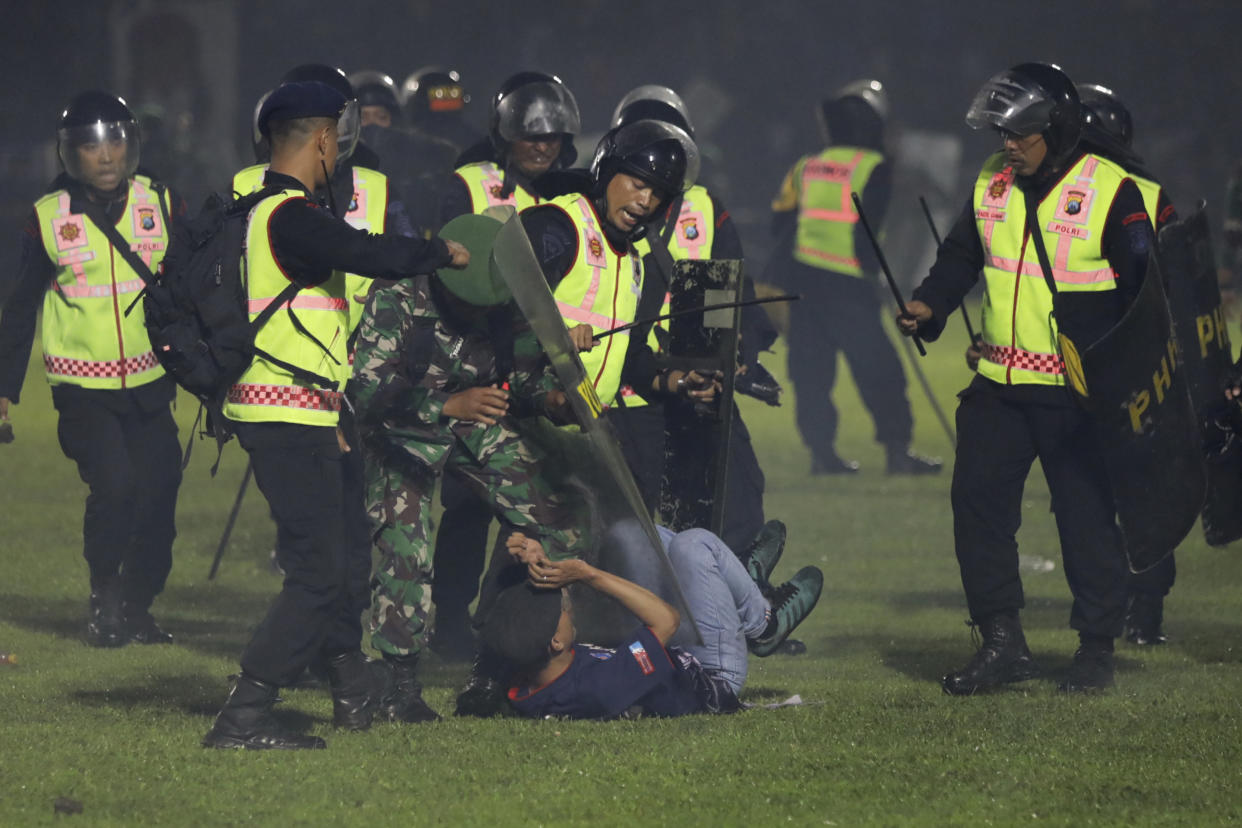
left=443, top=385, right=509, bottom=424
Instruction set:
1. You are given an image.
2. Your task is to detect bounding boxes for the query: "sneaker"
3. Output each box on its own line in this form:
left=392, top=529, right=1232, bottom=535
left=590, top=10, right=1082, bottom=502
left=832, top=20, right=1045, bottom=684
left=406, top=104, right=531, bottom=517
left=1057, top=638, right=1115, bottom=692
left=738, top=520, right=786, bottom=588
left=1123, top=594, right=1167, bottom=646
left=886, top=447, right=942, bottom=475
left=811, top=454, right=860, bottom=475
left=748, top=567, right=823, bottom=657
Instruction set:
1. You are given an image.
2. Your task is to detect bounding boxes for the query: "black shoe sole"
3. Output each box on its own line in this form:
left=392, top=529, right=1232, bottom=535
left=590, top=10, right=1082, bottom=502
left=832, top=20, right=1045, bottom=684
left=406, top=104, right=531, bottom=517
left=942, top=661, right=1041, bottom=696
left=202, top=732, right=326, bottom=750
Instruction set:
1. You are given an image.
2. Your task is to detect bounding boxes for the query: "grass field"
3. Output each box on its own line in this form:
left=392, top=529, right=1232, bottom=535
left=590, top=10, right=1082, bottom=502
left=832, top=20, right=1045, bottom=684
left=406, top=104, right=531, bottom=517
left=2, top=317, right=1241, bottom=827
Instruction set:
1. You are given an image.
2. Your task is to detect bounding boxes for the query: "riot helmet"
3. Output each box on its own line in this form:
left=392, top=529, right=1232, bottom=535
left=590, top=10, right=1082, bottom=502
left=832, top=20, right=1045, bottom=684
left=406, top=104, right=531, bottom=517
left=402, top=66, right=469, bottom=125
left=489, top=71, right=580, bottom=166
left=590, top=119, right=699, bottom=200
left=819, top=79, right=887, bottom=148
left=349, top=70, right=401, bottom=126
left=281, top=63, right=360, bottom=164
left=251, top=89, right=273, bottom=163
left=611, top=85, right=695, bottom=138
left=1077, top=83, right=1134, bottom=149
left=57, top=90, right=141, bottom=191
left=966, top=62, right=1082, bottom=166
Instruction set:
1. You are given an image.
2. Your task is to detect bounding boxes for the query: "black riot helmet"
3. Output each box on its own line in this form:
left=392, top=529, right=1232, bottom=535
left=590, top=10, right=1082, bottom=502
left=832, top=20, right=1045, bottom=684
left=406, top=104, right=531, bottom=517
left=57, top=90, right=141, bottom=187
left=590, top=119, right=699, bottom=202
left=819, top=79, right=888, bottom=148
left=611, top=85, right=695, bottom=139
left=489, top=71, right=580, bottom=167
left=280, top=63, right=360, bottom=164
left=966, top=62, right=1083, bottom=166
left=1077, top=83, right=1134, bottom=149
left=251, top=89, right=273, bottom=163
left=349, top=70, right=401, bottom=121
left=401, top=66, right=469, bottom=125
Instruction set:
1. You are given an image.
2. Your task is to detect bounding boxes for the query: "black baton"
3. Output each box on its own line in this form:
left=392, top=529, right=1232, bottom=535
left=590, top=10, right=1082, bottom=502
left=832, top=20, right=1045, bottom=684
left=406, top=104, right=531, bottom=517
left=919, top=196, right=980, bottom=344
left=851, top=192, right=925, bottom=356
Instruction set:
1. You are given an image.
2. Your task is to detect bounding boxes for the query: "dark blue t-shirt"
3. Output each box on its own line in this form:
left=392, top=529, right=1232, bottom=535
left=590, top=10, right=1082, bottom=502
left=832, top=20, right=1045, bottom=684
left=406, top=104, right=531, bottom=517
left=508, top=626, right=702, bottom=720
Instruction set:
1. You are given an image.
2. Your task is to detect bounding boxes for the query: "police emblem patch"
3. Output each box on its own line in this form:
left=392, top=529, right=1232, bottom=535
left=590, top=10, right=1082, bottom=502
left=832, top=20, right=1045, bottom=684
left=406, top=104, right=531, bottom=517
left=988, top=173, right=1009, bottom=200
left=489, top=184, right=504, bottom=199
left=138, top=207, right=155, bottom=231
left=59, top=223, right=80, bottom=242
left=588, top=237, right=603, bottom=260
left=681, top=219, right=699, bottom=240
left=1064, top=190, right=1086, bottom=215
left=348, top=193, right=359, bottom=213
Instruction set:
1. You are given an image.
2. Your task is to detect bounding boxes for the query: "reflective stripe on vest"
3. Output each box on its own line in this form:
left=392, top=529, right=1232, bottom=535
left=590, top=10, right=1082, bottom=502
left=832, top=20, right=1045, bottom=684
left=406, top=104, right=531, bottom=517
left=34, top=175, right=167, bottom=390
left=232, top=164, right=387, bottom=336
left=540, top=194, right=642, bottom=404
left=793, top=147, right=882, bottom=276
left=223, top=189, right=350, bottom=426
left=972, top=152, right=1128, bottom=386
left=456, top=161, right=542, bottom=212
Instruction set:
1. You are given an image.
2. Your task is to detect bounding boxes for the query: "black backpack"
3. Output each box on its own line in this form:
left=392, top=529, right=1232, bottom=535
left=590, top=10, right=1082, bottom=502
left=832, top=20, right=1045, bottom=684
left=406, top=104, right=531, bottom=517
left=92, top=185, right=335, bottom=469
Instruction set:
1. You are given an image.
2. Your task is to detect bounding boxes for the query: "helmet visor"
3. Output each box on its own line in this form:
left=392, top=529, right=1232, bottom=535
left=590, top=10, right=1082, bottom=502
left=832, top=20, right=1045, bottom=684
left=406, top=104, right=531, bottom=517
left=965, top=71, right=1052, bottom=137
left=57, top=120, right=140, bottom=187
left=495, top=81, right=580, bottom=142
left=336, top=99, right=361, bottom=164
left=611, top=85, right=692, bottom=132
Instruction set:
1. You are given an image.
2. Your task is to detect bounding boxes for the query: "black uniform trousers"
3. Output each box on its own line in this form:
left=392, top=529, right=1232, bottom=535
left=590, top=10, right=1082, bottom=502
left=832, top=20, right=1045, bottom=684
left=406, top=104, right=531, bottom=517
left=233, top=417, right=372, bottom=687
left=52, top=383, right=181, bottom=610
left=950, top=378, right=1128, bottom=637
left=433, top=471, right=492, bottom=616
left=786, top=266, right=913, bottom=459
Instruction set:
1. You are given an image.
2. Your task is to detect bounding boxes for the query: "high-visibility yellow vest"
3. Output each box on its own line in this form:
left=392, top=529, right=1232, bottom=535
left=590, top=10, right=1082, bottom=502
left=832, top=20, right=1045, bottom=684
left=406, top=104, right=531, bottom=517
left=233, top=164, right=388, bottom=334
left=33, top=174, right=168, bottom=390
left=623, top=185, right=718, bottom=407
left=791, top=147, right=883, bottom=275
left=536, top=193, right=642, bottom=405
left=456, top=161, right=542, bottom=213
left=223, top=189, right=349, bottom=426
left=973, top=151, right=1129, bottom=387
left=1132, top=174, right=1163, bottom=231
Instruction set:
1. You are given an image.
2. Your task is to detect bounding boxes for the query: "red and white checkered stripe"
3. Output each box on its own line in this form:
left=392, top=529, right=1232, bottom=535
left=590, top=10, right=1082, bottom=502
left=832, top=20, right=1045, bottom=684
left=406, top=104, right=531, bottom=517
left=981, top=343, right=1064, bottom=375
left=44, top=350, right=159, bottom=379
left=226, top=383, right=342, bottom=411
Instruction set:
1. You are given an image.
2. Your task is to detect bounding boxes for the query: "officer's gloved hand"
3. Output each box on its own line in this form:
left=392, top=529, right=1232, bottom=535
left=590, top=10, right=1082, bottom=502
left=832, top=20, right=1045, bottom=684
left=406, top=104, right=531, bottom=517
left=735, top=362, right=782, bottom=406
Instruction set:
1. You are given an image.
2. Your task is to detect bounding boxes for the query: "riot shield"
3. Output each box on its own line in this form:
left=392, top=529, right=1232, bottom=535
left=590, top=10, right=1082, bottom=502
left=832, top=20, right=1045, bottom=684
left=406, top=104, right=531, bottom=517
left=1071, top=254, right=1206, bottom=571
left=1159, top=205, right=1242, bottom=545
left=658, top=259, right=743, bottom=536
left=488, top=212, right=701, bottom=646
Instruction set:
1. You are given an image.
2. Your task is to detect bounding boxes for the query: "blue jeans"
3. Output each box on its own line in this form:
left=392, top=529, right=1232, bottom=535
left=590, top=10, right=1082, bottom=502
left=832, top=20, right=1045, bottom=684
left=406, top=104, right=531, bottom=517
left=658, top=527, right=768, bottom=694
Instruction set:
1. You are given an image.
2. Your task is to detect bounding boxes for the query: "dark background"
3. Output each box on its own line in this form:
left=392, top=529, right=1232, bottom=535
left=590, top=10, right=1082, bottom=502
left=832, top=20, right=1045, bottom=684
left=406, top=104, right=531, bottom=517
left=2, top=0, right=1237, bottom=290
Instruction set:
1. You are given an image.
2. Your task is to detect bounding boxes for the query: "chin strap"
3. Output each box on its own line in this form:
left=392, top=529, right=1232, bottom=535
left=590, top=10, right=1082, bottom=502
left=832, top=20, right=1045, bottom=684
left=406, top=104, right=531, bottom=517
left=320, top=160, right=338, bottom=215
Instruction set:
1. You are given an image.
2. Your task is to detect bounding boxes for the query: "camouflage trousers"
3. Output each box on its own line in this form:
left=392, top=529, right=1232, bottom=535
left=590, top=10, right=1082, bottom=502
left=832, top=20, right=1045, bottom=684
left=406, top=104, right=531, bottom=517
left=365, top=426, right=580, bottom=657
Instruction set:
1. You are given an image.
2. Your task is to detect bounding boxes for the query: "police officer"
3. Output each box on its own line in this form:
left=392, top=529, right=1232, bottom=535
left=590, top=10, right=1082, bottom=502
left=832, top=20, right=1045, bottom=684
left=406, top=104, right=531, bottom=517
left=0, top=91, right=184, bottom=648
left=609, top=85, right=778, bottom=554
left=349, top=69, right=458, bottom=238
left=201, top=81, right=468, bottom=750
left=428, top=70, right=582, bottom=660
left=771, top=80, right=940, bottom=475
left=401, top=65, right=484, bottom=156
left=898, top=63, right=1153, bottom=694
left=439, top=71, right=580, bottom=224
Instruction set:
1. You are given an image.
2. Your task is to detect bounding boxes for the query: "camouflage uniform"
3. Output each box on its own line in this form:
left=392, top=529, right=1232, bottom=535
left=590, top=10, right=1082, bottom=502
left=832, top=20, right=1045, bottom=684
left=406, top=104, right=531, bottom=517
left=349, top=275, right=580, bottom=657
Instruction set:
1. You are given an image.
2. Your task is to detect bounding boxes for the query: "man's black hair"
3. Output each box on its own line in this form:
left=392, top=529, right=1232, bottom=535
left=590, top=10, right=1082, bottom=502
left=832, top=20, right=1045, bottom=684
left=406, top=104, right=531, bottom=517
left=479, top=581, right=564, bottom=674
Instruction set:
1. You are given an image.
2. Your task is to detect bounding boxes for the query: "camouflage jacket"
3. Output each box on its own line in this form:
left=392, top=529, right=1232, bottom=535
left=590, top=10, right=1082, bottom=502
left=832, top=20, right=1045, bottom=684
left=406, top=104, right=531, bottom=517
left=348, top=275, right=560, bottom=469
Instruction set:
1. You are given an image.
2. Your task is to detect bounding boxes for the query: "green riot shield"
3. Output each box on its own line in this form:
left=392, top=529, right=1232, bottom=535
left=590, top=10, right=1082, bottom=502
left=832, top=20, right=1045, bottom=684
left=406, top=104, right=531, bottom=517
left=488, top=211, right=700, bottom=646
left=1159, top=205, right=1242, bottom=545
left=1069, top=254, right=1206, bottom=571
left=658, top=259, right=743, bottom=536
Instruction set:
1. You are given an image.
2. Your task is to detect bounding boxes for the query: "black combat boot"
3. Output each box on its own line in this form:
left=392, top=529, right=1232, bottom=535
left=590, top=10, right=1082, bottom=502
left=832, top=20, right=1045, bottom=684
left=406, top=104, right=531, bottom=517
left=86, top=576, right=124, bottom=648
left=202, top=674, right=325, bottom=750
left=454, top=648, right=511, bottom=718
left=122, top=603, right=173, bottom=645
left=326, top=651, right=392, bottom=731
left=885, top=445, right=943, bottom=475
left=942, top=612, right=1040, bottom=695
left=379, top=653, right=441, bottom=723
left=1058, top=634, right=1115, bottom=693
left=1123, top=594, right=1167, bottom=646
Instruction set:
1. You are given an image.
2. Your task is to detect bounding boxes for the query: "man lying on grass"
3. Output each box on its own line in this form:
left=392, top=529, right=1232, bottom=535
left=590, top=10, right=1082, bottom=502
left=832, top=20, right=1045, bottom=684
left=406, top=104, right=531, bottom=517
left=480, top=524, right=823, bottom=719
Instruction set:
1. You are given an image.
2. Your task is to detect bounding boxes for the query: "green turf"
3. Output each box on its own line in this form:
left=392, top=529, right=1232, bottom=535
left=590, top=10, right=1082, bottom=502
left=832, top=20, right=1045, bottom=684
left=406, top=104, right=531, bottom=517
left=2, top=313, right=1241, bottom=826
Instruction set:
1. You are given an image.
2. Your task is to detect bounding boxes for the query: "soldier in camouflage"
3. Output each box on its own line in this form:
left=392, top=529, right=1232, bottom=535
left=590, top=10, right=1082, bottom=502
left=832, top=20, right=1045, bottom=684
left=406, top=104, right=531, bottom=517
left=349, top=230, right=587, bottom=722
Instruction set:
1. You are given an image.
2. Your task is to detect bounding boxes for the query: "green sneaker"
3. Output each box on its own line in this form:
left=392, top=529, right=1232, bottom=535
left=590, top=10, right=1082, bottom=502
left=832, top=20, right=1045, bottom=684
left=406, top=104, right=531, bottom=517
left=739, top=520, right=786, bottom=588
left=748, top=566, right=823, bottom=657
